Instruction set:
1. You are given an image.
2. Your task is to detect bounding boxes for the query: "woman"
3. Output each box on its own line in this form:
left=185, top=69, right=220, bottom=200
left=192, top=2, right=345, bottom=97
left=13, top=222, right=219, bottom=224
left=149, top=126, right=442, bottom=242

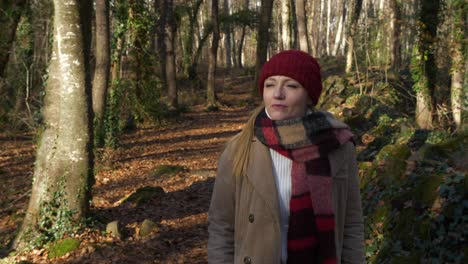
left=208, top=50, right=365, bottom=264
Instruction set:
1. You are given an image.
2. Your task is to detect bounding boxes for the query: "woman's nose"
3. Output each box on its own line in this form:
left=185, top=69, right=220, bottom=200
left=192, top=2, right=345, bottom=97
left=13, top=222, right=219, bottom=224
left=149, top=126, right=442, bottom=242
left=273, top=85, right=285, bottom=99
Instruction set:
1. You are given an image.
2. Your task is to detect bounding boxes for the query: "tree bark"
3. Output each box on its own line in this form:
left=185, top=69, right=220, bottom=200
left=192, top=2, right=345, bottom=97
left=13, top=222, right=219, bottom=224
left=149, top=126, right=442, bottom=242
left=165, top=0, right=177, bottom=109
left=207, top=0, right=220, bottom=107
left=332, top=0, right=346, bottom=56
left=389, top=0, right=402, bottom=70
left=14, top=0, right=93, bottom=249
left=223, top=0, right=232, bottom=68
left=255, top=0, right=274, bottom=93
left=0, top=0, right=27, bottom=80
left=237, top=0, right=250, bottom=68
left=280, top=0, right=290, bottom=50
left=296, top=0, right=309, bottom=52
left=414, top=0, right=440, bottom=129
left=449, top=0, right=466, bottom=133
left=92, top=0, right=110, bottom=146
left=345, top=0, right=363, bottom=73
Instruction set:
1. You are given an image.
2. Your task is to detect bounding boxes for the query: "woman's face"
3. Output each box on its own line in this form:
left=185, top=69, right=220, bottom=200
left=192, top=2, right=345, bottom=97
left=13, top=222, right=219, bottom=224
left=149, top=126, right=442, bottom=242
left=263, top=75, right=311, bottom=120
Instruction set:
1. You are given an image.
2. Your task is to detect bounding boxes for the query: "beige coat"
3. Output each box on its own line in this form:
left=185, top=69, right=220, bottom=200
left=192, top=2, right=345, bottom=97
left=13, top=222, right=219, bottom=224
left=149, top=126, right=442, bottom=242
left=208, top=136, right=365, bottom=264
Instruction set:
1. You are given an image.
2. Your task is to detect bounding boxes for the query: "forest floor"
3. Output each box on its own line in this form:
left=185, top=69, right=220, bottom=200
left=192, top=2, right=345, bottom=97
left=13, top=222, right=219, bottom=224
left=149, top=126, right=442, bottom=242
left=0, top=74, right=259, bottom=263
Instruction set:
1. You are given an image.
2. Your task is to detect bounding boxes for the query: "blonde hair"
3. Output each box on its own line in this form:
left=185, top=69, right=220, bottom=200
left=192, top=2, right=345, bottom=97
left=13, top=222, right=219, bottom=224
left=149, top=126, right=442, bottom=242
left=231, top=105, right=265, bottom=178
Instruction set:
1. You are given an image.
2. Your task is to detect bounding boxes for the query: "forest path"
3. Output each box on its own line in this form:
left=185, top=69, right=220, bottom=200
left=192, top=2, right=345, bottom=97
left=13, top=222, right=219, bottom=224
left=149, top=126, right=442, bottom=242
left=0, top=74, right=258, bottom=263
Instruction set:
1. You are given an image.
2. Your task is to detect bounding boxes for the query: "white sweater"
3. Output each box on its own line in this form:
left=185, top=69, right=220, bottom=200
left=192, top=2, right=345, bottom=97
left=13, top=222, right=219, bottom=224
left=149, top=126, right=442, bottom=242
left=265, top=109, right=292, bottom=264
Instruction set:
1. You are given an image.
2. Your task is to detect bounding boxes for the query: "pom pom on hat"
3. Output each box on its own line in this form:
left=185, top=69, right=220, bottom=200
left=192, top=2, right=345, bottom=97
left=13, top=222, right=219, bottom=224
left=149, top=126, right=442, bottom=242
left=258, top=50, right=323, bottom=105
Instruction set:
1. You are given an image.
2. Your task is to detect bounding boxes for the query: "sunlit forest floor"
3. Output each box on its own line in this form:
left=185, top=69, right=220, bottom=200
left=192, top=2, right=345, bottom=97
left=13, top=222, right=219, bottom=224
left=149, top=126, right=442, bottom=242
left=0, top=74, right=258, bottom=263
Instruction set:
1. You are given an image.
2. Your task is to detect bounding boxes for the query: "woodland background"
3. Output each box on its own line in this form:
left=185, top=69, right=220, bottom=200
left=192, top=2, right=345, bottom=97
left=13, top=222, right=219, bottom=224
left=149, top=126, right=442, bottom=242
left=0, top=0, right=466, bottom=263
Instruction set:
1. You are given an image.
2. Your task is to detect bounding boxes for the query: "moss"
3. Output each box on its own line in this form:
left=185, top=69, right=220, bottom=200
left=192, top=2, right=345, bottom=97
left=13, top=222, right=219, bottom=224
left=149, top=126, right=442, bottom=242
left=422, top=134, right=468, bottom=160
left=413, top=173, right=444, bottom=207
left=359, top=161, right=375, bottom=188
left=47, top=238, right=80, bottom=258
left=123, top=186, right=165, bottom=205
left=150, top=165, right=185, bottom=178
left=375, top=144, right=411, bottom=182
left=417, top=219, right=431, bottom=240
left=392, top=209, right=417, bottom=247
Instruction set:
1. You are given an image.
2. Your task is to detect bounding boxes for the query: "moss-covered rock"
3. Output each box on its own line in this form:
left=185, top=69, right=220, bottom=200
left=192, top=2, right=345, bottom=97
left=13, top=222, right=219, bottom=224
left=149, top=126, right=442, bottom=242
left=47, top=238, right=80, bottom=258
left=139, top=219, right=158, bottom=237
left=150, top=165, right=186, bottom=178
left=123, top=186, right=165, bottom=206
left=412, top=173, right=444, bottom=207
left=359, top=161, right=375, bottom=188
left=375, top=144, right=411, bottom=183
left=421, top=133, right=468, bottom=160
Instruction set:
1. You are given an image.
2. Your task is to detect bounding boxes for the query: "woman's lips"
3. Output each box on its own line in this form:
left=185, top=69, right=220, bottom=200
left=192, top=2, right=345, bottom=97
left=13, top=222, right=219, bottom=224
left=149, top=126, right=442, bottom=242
left=271, top=104, right=287, bottom=110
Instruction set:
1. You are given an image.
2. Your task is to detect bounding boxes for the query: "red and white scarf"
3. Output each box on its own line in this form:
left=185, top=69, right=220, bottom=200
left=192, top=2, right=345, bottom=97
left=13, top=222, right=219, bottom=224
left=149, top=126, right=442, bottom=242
left=254, top=108, right=353, bottom=264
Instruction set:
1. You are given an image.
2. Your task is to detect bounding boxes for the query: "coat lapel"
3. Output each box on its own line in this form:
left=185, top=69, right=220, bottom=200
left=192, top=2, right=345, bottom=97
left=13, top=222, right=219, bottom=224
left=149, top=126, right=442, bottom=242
left=246, top=139, right=281, bottom=223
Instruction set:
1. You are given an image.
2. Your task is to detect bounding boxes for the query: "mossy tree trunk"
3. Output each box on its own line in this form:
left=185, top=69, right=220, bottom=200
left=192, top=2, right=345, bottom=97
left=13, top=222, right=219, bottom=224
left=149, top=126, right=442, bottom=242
left=0, top=0, right=27, bottom=80
left=206, top=0, right=220, bottom=108
left=413, top=0, right=440, bottom=129
left=14, top=0, right=93, bottom=250
left=92, top=0, right=111, bottom=147
left=448, top=0, right=466, bottom=133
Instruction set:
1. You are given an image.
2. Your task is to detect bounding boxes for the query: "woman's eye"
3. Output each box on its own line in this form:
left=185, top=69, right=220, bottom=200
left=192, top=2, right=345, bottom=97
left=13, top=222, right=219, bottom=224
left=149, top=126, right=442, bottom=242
left=264, top=83, right=274, bottom=87
left=287, top=84, right=298, bottom=88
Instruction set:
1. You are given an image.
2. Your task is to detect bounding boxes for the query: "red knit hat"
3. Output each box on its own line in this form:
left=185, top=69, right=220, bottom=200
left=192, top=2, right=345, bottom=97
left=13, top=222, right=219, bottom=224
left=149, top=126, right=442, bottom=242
left=258, top=50, right=323, bottom=105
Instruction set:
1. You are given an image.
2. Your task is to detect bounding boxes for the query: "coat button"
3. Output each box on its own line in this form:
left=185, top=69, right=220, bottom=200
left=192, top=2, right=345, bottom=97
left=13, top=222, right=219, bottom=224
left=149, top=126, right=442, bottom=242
left=243, top=256, right=251, bottom=264
left=248, top=214, right=254, bottom=223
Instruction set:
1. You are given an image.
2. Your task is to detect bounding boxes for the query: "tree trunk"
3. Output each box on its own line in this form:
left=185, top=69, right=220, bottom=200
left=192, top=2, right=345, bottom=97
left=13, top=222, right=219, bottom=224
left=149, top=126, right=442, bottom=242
left=325, top=0, right=331, bottom=55
left=237, top=0, right=250, bottom=68
left=165, top=0, right=177, bottom=109
left=280, top=0, right=290, bottom=50
left=296, top=0, right=309, bottom=52
left=223, top=0, right=232, bottom=68
left=14, top=0, right=93, bottom=249
left=92, top=0, right=110, bottom=147
left=449, top=0, right=466, bottom=133
left=332, top=0, right=346, bottom=56
left=389, top=0, right=402, bottom=70
left=345, top=0, right=363, bottom=73
left=207, top=0, right=220, bottom=107
left=255, top=0, right=274, bottom=93
left=290, top=0, right=298, bottom=49
left=182, top=0, right=203, bottom=78
left=0, top=0, right=27, bottom=80
left=414, top=0, right=440, bottom=129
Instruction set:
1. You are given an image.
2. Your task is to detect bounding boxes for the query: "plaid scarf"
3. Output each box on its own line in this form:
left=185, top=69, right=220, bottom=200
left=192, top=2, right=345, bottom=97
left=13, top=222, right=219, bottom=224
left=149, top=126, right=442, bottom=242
left=254, top=108, right=353, bottom=264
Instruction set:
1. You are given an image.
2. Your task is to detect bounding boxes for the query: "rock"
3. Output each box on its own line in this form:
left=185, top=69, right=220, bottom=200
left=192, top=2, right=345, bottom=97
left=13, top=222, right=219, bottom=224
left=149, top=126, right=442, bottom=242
left=150, top=165, right=186, bottom=178
left=139, top=219, right=159, bottom=237
left=375, top=144, right=411, bottom=183
left=123, top=186, right=165, bottom=206
left=47, top=238, right=81, bottom=259
left=106, top=220, right=124, bottom=239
